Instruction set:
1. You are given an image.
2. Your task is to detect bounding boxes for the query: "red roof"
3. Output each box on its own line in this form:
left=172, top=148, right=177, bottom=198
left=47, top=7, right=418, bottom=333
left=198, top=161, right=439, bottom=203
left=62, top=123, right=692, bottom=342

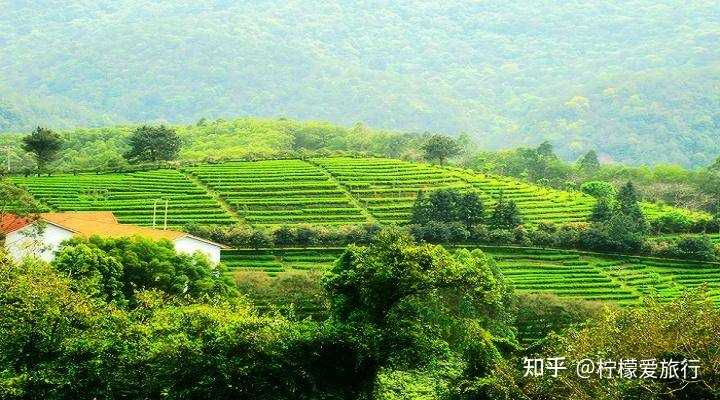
left=0, top=214, right=32, bottom=234
left=0, top=211, right=225, bottom=248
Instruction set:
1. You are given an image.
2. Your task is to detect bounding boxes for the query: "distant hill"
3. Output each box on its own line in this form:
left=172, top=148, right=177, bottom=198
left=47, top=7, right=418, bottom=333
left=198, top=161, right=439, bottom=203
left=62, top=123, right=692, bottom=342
left=0, top=86, right=111, bottom=132
left=1, top=1, right=719, bottom=166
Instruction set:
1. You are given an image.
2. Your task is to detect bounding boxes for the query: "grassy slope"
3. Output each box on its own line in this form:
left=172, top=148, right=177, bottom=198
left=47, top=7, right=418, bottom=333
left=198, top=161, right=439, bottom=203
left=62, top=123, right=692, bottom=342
left=12, top=157, right=710, bottom=227
left=221, top=246, right=720, bottom=306
left=222, top=245, right=720, bottom=343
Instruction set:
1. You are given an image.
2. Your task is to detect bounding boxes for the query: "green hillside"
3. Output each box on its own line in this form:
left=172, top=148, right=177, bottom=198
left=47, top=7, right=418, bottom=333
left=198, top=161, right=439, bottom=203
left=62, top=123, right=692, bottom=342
left=0, top=117, right=418, bottom=173
left=1, top=1, right=719, bottom=166
left=12, top=157, right=709, bottom=227
left=221, top=246, right=720, bottom=306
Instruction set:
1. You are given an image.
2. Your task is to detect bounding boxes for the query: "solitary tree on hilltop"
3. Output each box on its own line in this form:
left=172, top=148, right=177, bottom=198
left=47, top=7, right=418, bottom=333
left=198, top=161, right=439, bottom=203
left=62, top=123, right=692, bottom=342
left=124, top=125, right=182, bottom=163
left=421, top=134, right=460, bottom=165
left=21, top=127, right=63, bottom=175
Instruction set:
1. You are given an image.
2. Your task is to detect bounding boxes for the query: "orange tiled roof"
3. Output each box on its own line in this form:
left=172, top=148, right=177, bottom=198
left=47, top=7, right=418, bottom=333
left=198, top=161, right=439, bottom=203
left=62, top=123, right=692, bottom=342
left=41, top=211, right=118, bottom=225
left=0, top=214, right=32, bottom=234
left=40, top=212, right=187, bottom=241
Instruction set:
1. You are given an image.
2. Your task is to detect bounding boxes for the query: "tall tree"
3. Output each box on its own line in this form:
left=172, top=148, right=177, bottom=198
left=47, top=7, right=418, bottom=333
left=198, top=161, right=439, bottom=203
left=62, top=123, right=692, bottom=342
left=124, top=125, right=182, bottom=163
left=410, top=190, right=431, bottom=225
left=458, top=191, right=485, bottom=227
left=616, top=181, right=647, bottom=232
left=323, top=228, right=517, bottom=393
left=490, top=195, right=523, bottom=229
left=21, top=127, right=63, bottom=175
left=411, top=188, right=459, bottom=224
left=536, top=141, right=557, bottom=159
left=410, top=188, right=484, bottom=227
left=577, top=150, right=601, bottom=173
left=421, top=134, right=460, bottom=165
left=589, top=196, right=614, bottom=223
left=708, top=156, right=720, bottom=173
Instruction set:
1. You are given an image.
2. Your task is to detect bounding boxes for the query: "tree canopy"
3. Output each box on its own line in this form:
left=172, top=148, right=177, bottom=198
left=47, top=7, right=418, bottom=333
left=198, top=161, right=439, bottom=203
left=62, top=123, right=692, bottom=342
left=421, top=135, right=460, bottom=165
left=21, top=127, right=63, bottom=174
left=123, top=125, right=182, bottom=163
left=3, top=1, right=718, bottom=166
left=411, top=188, right=485, bottom=227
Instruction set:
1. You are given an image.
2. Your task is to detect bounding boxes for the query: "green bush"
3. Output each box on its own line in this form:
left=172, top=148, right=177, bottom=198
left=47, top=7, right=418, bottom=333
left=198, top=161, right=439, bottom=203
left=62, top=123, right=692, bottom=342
left=54, top=235, right=237, bottom=306
left=658, top=235, right=718, bottom=261
left=580, top=181, right=616, bottom=198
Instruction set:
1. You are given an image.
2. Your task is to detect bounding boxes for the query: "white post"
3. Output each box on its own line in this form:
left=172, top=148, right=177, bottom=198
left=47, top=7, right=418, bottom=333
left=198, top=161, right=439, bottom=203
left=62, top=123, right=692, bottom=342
left=164, top=199, right=169, bottom=230
left=152, top=200, right=158, bottom=228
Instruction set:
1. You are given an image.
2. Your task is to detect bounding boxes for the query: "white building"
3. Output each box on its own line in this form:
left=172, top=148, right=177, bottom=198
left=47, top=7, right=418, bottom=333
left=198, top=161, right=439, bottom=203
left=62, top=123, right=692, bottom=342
left=1, top=212, right=225, bottom=264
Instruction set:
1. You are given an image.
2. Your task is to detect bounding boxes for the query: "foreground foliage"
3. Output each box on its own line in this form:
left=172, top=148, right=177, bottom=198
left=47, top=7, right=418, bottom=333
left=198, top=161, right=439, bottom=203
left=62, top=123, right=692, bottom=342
left=524, top=290, right=720, bottom=400
left=0, top=230, right=522, bottom=399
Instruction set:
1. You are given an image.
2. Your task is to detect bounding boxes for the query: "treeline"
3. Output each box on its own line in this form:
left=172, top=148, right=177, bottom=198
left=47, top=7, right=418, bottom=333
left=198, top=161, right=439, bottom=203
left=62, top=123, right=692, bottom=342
left=408, top=186, right=720, bottom=261
left=465, top=141, right=720, bottom=214
left=0, top=117, right=443, bottom=175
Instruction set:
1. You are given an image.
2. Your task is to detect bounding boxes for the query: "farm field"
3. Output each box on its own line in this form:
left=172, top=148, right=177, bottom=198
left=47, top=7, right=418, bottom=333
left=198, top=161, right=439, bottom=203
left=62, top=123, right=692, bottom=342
left=11, top=157, right=711, bottom=228
left=185, top=159, right=370, bottom=226
left=12, top=170, right=237, bottom=226
left=221, top=246, right=720, bottom=306
left=653, top=233, right=720, bottom=243
left=222, top=247, right=346, bottom=276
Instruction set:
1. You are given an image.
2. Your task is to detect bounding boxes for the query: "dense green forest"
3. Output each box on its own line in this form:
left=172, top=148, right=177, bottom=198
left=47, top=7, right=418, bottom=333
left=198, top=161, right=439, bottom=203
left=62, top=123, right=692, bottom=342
left=1, top=0, right=719, bottom=166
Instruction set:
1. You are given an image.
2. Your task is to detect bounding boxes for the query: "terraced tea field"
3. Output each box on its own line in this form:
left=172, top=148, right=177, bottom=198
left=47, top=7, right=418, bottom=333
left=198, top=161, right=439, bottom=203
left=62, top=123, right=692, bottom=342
left=12, top=157, right=710, bottom=228
left=221, top=246, right=720, bottom=306
left=312, top=157, right=708, bottom=226
left=185, top=160, right=369, bottom=226
left=311, top=157, right=471, bottom=224
left=222, top=248, right=345, bottom=276
left=312, top=156, right=599, bottom=224
left=12, top=170, right=237, bottom=226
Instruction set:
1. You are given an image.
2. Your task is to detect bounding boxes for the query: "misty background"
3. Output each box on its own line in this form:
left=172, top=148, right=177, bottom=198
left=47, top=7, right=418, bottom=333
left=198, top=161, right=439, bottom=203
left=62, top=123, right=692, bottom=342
left=1, top=0, right=718, bottom=167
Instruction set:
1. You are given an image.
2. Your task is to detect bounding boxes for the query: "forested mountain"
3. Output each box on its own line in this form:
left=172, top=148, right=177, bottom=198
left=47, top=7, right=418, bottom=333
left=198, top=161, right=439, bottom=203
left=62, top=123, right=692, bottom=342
left=1, top=0, right=719, bottom=166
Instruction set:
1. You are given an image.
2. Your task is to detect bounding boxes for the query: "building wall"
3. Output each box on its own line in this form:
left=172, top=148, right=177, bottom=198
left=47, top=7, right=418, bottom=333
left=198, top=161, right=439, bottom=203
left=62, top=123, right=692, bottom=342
left=5, top=223, right=74, bottom=263
left=173, top=236, right=222, bottom=264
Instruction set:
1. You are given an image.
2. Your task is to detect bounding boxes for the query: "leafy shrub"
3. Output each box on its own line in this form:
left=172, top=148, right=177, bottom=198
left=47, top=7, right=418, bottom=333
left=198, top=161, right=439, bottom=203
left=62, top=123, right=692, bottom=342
left=515, top=293, right=608, bottom=344
left=580, top=180, right=616, bottom=198
left=527, top=289, right=720, bottom=400
left=648, top=210, right=695, bottom=234
left=657, top=235, right=718, bottom=261
left=234, top=270, right=329, bottom=320
left=54, top=235, right=237, bottom=306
